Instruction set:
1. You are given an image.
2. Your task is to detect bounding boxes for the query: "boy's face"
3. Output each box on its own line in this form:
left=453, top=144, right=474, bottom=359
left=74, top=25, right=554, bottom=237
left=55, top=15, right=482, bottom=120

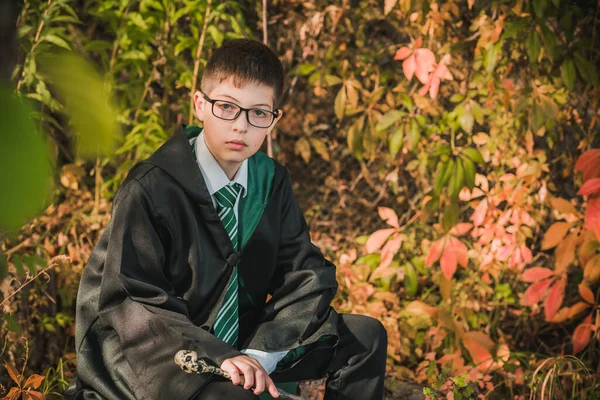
left=193, top=77, right=282, bottom=178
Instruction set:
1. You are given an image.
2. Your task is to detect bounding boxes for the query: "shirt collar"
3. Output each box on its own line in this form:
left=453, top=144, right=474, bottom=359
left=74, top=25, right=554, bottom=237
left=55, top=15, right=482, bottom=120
left=194, top=130, right=248, bottom=198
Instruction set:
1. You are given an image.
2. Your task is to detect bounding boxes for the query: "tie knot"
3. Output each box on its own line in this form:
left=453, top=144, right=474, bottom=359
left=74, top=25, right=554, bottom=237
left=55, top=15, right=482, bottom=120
left=215, top=183, right=242, bottom=209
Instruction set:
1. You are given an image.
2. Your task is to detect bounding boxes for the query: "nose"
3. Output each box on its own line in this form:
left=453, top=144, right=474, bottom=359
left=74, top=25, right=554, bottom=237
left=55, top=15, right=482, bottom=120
left=232, top=110, right=249, bottom=133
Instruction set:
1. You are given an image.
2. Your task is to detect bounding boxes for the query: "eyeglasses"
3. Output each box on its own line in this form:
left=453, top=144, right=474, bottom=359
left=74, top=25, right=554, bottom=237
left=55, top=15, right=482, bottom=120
left=201, top=91, right=279, bottom=128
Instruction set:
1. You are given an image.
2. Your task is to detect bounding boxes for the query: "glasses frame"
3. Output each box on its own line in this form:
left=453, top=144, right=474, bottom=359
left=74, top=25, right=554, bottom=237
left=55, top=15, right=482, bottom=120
left=200, top=91, right=280, bottom=128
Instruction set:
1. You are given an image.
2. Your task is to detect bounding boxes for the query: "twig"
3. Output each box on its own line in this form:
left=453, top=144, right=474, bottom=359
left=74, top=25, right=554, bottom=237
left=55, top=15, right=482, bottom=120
left=188, top=0, right=213, bottom=124
left=0, top=256, right=69, bottom=309
left=263, top=0, right=273, bottom=158
left=16, top=0, right=53, bottom=92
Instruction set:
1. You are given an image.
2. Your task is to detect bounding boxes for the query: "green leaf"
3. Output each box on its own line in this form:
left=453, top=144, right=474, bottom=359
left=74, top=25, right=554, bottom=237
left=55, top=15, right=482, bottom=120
left=438, top=158, right=456, bottom=195
left=442, top=203, right=459, bottom=233
left=403, top=262, right=418, bottom=297
left=376, top=110, right=403, bottom=133
left=13, top=255, right=25, bottom=277
left=408, top=119, right=420, bottom=150
left=207, top=25, right=224, bottom=47
left=389, top=125, right=404, bottom=157
left=527, top=30, right=541, bottom=64
left=335, top=87, right=346, bottom=121
left=449, top=159, right=465, bottom=199
left=462, top=157, right=476, bottom=190
left=561, top=58, right=576, bottom=91
left=540, top=24, right=556, bottom=62
left=485, top=42, right=501, bottom=73
left=532, top=0, right=548, bottom=18
left=450, top=94, right=465, bottom=103
left=574, top=53, right=599, bottom=85
left=458, top=110, right=474, bottom=134
left=299, top=63, right=317, bottom=76
left=40, top=34, right=71, bottom=51
left=0, top=90, right=53, bottom=232
left=325, top=75, right=343, bottom=86
left=40, top=52, right=121, bottom=158
left=24, top=255, right=38, bottom=275
left=0, top=254, right=7, bottom=279
left=434, top=160, right=450, bottom=195
left=531, top=102, right=545, bottom=131
left=462, top=148, right=484, bottom=164
left=129, top=13, right=148, bottom=30
left=400, top=93, right=413, bottom=111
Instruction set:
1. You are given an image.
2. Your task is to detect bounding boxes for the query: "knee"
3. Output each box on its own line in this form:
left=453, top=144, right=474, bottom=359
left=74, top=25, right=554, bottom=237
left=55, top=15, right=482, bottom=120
left=347, top=314, right=387, bottom=353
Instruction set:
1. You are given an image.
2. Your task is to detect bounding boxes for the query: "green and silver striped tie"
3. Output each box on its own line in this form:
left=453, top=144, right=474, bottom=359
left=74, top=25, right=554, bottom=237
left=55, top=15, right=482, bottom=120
left=212, top=183, right=242, bottom=347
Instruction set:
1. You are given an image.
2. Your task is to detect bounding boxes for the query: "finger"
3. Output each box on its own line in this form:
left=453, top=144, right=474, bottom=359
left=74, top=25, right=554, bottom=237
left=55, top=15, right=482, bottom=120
left=253, top=370, right=266, bottom=395
left=267, top=376, right=279, bottom=398
left=221, top=361, right=241, bottom=386
left=235, top=362, right=254, bottom=390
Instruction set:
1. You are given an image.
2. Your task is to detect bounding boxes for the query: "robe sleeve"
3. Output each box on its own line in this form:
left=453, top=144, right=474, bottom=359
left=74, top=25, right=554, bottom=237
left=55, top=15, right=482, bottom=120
left=243, top=171, right=339, bottom=352
left=94, top=178, right=244, bottom=399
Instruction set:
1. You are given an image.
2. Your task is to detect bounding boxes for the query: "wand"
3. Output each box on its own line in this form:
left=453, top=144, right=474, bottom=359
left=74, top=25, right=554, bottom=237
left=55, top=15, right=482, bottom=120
left=174, top=350, right=305, bottom=400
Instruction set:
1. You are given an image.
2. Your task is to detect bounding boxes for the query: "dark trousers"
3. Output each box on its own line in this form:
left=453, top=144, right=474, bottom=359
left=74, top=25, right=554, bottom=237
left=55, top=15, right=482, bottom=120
left=199, top=314, right=388, bottom=400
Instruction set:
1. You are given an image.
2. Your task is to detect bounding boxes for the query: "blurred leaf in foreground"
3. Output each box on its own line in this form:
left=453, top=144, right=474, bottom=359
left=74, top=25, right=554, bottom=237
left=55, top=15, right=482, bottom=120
left=0, top=87, right=53, bottom=232
left=41, top=52, right=121, bottom=158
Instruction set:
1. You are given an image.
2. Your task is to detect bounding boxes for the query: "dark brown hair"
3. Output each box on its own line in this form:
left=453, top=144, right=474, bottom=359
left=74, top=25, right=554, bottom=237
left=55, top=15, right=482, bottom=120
left=201, top=39, right=284, bottom=108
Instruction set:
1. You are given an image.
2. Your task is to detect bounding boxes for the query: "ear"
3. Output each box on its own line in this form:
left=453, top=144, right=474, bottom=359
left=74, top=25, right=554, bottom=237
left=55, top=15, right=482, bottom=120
left=193, top=91, right=206, bottom=122
left=267, top=109, right=284, bottom=134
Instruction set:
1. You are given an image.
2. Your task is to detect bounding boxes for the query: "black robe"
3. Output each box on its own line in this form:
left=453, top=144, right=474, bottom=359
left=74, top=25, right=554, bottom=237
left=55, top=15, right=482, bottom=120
left=69, top=126, right=340, bottom=399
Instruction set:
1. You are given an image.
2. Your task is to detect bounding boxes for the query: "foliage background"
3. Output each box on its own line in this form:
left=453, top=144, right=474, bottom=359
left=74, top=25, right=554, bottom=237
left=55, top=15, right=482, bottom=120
left=1, top=0, right=600, bottom=398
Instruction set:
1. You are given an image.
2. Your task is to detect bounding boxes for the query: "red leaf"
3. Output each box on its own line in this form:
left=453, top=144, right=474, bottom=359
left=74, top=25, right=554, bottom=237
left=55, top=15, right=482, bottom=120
left=414, top=48, right=436, bottom=84
left=585, top=196, right=600, bottom=239
left=579, top=284, right=595, bottom=304
left=520, top=278, right=554, bottom=306
left=520, top=267, right=555, bottom=282
left=4, top=362, right=21, bottom=386
left=23, top=374, right=45, bottom=390
left=394, top=47, right=412, bottom=60
left=402, top=55, right=416, bottom=81
left=542, top=222, right=571, bottom=250
left=572, top=314, right=593, bottom=354
left=378, top=207, right=399, bottom=228
left=379, top=235, right=402, bottom=268
left=425, top=238, right=445, bottom=267
left=575, top=149, right=600, bottom=173
left=440, top=244, right=458, bottom=280
left=365, top=228, right=396, bottom=253
left=544, top=275, right=567, bottom=321
left=520, top=245, right=533, bottom=264
left=578, top=178, right=600, bottom=196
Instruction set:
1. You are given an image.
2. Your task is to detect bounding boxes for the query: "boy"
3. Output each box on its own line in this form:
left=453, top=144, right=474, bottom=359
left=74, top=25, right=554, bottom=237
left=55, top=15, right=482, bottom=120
left=66, top=39, right=387, bottom=400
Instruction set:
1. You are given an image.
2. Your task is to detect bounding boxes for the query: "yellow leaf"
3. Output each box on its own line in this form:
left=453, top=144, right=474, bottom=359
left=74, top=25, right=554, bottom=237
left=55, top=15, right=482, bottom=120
left=309, top=138, right=330, bottom=161
left=294, top=137, right=311, bottom=164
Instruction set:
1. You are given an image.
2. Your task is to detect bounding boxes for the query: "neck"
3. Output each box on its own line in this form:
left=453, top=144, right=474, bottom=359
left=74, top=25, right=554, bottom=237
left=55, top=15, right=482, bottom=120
left=221, top=162, right=241, bottom=181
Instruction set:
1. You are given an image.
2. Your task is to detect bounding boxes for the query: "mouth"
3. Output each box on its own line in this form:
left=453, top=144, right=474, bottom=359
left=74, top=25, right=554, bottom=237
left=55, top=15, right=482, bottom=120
left=227, top=140, right=247, bottom=146
left=225, top=140, right=248, bottom=150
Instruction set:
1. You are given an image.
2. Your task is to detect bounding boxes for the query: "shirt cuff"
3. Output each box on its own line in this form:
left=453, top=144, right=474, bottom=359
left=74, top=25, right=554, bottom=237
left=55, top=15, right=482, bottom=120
left=241, top=348, right=290, bottom=375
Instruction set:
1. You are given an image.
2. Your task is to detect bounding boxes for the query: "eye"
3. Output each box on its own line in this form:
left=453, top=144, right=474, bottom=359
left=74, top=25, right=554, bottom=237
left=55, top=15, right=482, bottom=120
left=185, top=356, right=192, bottom=362
left=251, top=109, right=268, bottom=118
left=219, top=103, right=233, bottom=111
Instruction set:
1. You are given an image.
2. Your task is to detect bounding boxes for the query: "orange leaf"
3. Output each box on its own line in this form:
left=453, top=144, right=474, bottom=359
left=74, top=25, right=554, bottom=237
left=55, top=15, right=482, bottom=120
left=365, top=228, right=396, bottom=253
left=23, top=374, right=45, bottom=390
left=567, top=302, right=591, bottom=319
left=471, top=199, right=488, bottom=226
left=4, top=362, right=21, bottom=386
left=542, top=222, right=571, bottom=250
left=520, top=267, right=555, bottom=282
left=394, top=47, right=412, bottom=60
left=520, top=278, right=554, bottom=306
left=584, top=254, right=600, bottom=285
left=585, top=196, right=600, bottom=239
left=579, top=284, right=595, bottom=304
left=449, top=223, right=473, bottom=237
left=425, top=238, right=445, bottom=267
left=555, top=232, right=578, bottom=275
left=414, top=48, right=436, bottom=84
left=551, top=197, right=580, bottom=216
left=578, top=239, right=600, bottom=267
left=440, top=244, right=458, bottom=280
left=379, top=235, right=402, bottom=268
left=1, top=387, right=21, bottom=400
left=450, top=236, right=468, bottom=267
left=402, top=55, right=416, bottom=81
left=572, top=314, right=593, bottom=354
left=22, top=391, right=45, bottom=400
left=544, top=275, right=567, bottom=321
left=462, top=331, right=494, bottom=371
left=378, top=207, right=399, bottom=228
left=369, top=266, right=398, bottom=281
left=578, top=178, right=600, bottom=196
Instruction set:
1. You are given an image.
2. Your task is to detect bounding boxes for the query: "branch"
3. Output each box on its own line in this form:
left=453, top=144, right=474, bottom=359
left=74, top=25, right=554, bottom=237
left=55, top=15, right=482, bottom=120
left=188, top=0, right=212, bottom=124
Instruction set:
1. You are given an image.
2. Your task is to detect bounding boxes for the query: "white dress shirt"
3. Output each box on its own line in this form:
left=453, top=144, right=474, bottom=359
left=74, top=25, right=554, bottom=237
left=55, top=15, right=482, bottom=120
left=193, top=131, right=288, bottom=374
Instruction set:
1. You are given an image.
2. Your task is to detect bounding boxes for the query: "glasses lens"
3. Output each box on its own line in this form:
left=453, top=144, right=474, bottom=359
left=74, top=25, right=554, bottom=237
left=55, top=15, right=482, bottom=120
left=248, top=109, right=274, bottom=128
left=213, top=101, right=240, bottom=120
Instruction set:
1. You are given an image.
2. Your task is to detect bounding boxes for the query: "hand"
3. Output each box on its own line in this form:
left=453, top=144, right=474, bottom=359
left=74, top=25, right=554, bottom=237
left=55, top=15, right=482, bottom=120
left=220, top=355, right=279, bottom=398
